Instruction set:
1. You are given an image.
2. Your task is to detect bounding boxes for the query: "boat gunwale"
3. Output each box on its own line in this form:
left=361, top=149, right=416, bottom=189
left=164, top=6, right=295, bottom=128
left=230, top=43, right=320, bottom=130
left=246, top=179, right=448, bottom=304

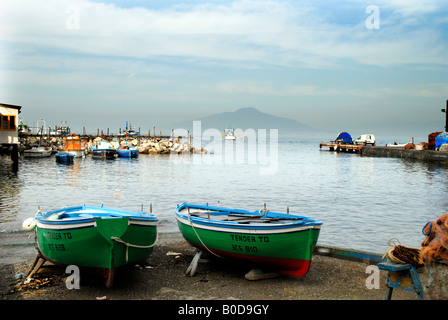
left=175, top=202, right=322, bottom=230
left=35, top=205, right=158, bottom=226
left=175, top=214, right=320, bottom=234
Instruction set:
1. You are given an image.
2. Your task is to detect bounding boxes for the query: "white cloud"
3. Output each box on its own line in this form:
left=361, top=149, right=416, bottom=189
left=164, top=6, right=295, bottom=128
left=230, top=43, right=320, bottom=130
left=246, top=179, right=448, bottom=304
left=1, top=0, right=446, bottom=70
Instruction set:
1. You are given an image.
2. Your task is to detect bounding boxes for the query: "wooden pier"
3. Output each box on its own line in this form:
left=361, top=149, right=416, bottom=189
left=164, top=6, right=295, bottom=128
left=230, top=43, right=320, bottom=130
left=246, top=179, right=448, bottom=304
left=319, top=142, right=363, bottom=153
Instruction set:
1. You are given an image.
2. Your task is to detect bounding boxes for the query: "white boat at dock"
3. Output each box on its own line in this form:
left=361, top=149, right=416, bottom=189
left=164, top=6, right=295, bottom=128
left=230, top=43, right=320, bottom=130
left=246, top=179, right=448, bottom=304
left=23, top=147, right=52, bottom=158
left=386, top=142, right=410, bottom=148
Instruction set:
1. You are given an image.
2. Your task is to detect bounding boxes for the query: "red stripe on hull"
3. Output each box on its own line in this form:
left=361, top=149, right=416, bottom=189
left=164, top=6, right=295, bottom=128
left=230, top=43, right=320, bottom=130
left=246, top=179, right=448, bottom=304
left=190, top=243, right=312, bottom=277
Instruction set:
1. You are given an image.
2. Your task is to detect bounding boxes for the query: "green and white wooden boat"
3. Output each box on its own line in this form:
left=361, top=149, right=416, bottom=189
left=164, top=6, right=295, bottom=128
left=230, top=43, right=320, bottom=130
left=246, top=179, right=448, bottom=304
left=26, top=204, right=158, bottom=287
left=175, top=202, right=322, bottom=277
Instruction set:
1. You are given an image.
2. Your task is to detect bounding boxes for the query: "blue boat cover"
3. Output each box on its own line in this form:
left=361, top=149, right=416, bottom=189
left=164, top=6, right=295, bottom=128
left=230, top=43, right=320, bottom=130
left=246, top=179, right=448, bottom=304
left=435, top=132, right=448, bottom=150
left=335, top=132, right=352, bottom=144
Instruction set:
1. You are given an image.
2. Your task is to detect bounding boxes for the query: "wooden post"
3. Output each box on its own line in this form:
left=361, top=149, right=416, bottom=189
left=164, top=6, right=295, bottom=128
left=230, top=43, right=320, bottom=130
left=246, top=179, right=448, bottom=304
left=11, top=144, right=19, bottom=164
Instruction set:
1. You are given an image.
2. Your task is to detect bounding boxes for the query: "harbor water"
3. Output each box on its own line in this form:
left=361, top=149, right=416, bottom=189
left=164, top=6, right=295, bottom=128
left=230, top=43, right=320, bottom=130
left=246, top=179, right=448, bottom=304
left=0, top=135, right=445, bottom=265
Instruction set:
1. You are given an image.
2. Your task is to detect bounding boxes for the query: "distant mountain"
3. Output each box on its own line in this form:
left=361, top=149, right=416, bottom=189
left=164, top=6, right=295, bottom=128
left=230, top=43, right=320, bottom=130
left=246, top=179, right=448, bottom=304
left=159, top=107, right=321, bottom=135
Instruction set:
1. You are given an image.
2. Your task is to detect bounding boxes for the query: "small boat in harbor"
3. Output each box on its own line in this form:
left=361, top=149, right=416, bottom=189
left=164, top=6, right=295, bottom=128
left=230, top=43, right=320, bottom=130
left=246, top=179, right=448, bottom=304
left=25, top=204, right=158, bottom=287
left=117, top=145, right=139, bottom=158
left=385, top=142, right=410, bottom=148
left=119, top=121, right=138, bottom=137
left=23, top=146, right=52, bottom=158
left=91, top=139, right=116, bottom=159
left=224, top=128, right=236, bottom=140
left=55, top=151, right=74, bottom=163
left=60, top=133, right=86, bottom=158
left=175, top=202, right=322, bottom=277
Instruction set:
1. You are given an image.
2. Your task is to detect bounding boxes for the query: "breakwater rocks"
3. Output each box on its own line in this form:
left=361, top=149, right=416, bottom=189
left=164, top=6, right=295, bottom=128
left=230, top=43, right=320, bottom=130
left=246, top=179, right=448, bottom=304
left=19, top=135, right=207, bottom=155
left=136, top=139, right=207, bottom=155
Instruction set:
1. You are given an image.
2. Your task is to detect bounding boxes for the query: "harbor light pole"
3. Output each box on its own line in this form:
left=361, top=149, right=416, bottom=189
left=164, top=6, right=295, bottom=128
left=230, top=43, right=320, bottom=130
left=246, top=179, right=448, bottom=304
left=442, top=99, right=448, bottom=132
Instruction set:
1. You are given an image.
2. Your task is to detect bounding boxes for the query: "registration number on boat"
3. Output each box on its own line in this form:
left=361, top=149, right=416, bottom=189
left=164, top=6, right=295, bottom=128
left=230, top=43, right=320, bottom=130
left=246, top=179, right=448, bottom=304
left=229, top=234, right=270, bottom=253
left=48, top=243, right=66, bottom=251
left=231, top=244, right=258, bottom=253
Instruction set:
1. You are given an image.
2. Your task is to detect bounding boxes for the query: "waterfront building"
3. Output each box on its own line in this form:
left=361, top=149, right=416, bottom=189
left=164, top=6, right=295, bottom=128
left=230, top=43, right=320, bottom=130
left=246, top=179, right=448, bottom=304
left=0, top=103, right=21, bottom=146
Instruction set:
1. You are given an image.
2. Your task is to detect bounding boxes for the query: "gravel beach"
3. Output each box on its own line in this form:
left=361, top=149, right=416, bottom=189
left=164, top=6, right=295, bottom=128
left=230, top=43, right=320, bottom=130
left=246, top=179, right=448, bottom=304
left=0, top=233, right=423, bottom=304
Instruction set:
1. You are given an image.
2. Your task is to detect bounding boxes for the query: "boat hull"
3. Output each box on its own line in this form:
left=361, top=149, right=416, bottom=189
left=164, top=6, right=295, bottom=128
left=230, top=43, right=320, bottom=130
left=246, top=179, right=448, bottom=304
left=92, top=149, right=116, bottom=159
left=117, top=149, right=139, bottom=158
left=65, top=150, right=86, bottom=158
left=55, top=152, right=74, bottom=163
left=175, top=203, right=321, bottom=277
left=23, top=147, right=52, bottom=157
left=34, top=206, right=157, bottom=286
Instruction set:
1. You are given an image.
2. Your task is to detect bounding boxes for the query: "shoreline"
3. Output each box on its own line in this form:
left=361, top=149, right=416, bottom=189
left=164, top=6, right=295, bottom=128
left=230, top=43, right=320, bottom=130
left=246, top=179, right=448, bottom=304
left=0, top=233, right=423, bottom=301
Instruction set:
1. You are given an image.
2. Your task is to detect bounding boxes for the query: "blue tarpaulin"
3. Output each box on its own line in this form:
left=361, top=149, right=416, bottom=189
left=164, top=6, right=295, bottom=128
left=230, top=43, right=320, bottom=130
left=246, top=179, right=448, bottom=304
left=435, top=132, right=448, bottom=150
left=335, top=132, right=353, bottom=144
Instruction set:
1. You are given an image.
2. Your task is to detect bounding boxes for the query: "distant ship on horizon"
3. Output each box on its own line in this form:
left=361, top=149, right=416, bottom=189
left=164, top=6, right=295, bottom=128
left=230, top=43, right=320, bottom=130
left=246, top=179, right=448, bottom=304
left=223, top=128, right=236, bottom=140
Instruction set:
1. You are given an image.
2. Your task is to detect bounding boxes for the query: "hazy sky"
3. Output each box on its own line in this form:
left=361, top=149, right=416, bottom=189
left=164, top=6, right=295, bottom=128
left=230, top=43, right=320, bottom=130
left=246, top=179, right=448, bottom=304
left=1, top=0, right=447, bottom=138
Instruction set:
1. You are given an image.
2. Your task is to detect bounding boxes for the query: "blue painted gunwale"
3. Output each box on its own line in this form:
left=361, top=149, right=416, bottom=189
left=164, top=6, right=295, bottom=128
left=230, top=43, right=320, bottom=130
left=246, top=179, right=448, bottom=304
left=36, top=204, right=158, bottom=226
left=175, top=202, right=322, bottom=232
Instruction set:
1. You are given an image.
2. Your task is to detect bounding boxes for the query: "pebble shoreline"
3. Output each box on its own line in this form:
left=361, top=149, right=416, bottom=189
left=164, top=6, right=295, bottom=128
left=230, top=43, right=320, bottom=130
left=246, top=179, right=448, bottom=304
left=0, top=233, right=421, bottom=301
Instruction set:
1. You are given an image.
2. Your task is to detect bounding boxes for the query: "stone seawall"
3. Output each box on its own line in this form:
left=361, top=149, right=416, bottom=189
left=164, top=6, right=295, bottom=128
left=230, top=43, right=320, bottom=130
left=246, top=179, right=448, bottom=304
left=362, top=146, right=448, bottom=165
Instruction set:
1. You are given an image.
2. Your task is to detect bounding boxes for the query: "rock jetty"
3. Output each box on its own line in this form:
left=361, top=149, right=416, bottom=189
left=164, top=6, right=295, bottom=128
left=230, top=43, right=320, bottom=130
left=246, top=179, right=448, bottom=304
left=19, top=135, right=207, bottom=155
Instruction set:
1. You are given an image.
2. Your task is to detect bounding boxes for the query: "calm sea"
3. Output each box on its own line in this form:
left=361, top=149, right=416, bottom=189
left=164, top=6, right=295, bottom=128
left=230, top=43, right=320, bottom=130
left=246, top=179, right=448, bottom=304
left=1, top=135, right=446, bottom=265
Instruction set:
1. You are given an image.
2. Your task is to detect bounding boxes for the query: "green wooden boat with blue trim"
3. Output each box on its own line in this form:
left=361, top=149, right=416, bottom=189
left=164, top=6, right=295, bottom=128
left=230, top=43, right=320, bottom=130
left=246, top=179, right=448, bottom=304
left=175, top=202, right=322, bottom=277
left=27, top=204, right=158, bottom=287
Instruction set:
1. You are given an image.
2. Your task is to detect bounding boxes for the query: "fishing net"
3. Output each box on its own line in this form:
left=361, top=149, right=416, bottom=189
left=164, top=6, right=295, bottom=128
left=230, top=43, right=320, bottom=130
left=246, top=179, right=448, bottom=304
left=420, top=214, right=448, bottom=264
left=383, top=238, right=423, bottom=267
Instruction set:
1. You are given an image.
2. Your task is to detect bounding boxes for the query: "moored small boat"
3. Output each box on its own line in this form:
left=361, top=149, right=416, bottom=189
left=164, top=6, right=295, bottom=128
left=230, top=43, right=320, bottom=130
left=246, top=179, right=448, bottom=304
left=117, top=145, right=139, bottom=158
left=24, top=204, right=158, bottom=287
left=23, top=147, right=53, bottom=158
left=224, top=128, right=236, bottom=140
left=61, top=133, right=87, bottom=158
left=175, top=202, right=322, bottom=277
left=55, top=151, right=74, bottom=163
left=91, top=140, right=116, bottom=159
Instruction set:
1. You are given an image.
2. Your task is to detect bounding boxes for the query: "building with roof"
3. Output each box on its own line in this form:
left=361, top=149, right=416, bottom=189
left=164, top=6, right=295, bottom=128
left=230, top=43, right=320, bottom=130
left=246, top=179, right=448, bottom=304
left=0, top=103, right=22, bottom=146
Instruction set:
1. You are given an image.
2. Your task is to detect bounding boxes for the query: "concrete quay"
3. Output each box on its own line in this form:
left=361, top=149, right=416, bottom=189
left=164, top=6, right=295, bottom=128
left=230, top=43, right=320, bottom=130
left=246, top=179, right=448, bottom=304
left=361, top=146, right=448, bottom=165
